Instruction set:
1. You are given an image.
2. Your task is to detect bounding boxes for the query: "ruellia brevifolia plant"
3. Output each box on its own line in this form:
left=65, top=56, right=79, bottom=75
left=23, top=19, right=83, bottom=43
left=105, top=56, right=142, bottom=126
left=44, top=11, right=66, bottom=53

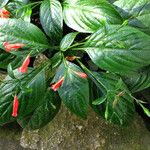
left=0, top=0, right=150, bottom=130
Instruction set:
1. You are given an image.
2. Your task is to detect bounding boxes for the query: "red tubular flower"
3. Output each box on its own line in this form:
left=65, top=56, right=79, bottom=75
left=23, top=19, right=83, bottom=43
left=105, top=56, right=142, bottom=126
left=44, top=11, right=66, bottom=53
left=51, top=77, right=64, bottom=91
left=12, top=95, right=19, bottom=117
left=74, top=71, right=87, bottom=78
left=0, top=8, right=10, bottom=18
left=18, top=55, right=30, bottom=73
left=3, top=42, right=25, bottom=53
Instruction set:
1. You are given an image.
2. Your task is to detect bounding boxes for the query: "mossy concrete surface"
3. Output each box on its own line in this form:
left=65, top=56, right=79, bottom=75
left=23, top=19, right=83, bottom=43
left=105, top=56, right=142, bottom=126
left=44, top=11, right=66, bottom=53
left=21, top=105, right=150, bottom=150
left=0, top=124, right=30, bottom=150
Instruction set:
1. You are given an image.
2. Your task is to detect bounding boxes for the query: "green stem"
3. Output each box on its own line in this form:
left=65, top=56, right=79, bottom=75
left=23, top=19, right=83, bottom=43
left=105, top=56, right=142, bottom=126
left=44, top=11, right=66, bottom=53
left=76, top=59, right=107, bottom=92
left=129, top=94, right=147, bottom=104
left=14, top=1, right=42, bottom=12
left=71, top=47, right=86, bottom=51
left=62, top=35, right=90, bottom=51
left=63, top=42, right=85, bottom=51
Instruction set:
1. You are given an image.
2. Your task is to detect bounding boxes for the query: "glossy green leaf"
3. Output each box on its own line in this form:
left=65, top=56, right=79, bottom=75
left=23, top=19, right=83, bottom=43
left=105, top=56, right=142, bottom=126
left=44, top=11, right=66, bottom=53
left=14, top=5, right=32, bottom=22
left=51, top=52, right=62, bottom=69
left=84, top=25, right=150, bottom=75
left=0, top=50, right=23, bottom=69
left=90, top=72, right=135, bottom=126
left=60, top=32, right=78, bottom=51
left=0, top=0, right=9, bottom=7
left=54, top=61, right=89, bottom=118
left=7, top=0, right=31, bottom=22
left=0, top=19, right=50, bottom=55
left=7, top=64, right=16, bottom=79
left=113, top=0, right=150, bottom=35
left=40, top=0, right=63, bottom=43
left=18, top=89, right=61, bottom=129
left=63, top=0, right=122, bottom=33
left=0, top=66, right=47, bottom=125
left=123, top=67, right=150, bottom=93
left=92, top=95, right=107, bottom=105
left=7, top=0, right=29, bottom=13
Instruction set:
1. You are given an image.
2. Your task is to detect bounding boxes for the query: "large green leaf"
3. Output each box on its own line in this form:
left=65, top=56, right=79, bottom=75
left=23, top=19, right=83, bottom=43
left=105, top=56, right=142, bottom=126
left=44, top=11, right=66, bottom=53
left=40, top=0, right=63, bottom=43
left=90, top=72, right=135, bottom=126
left=0, top=19, right=50, bottom=55
left=63, top=0, right=122, bottom=33
left=113, top=0, right=150, bottom=35
left=0, top=66, right=47, bottom=125
left=83, top=25, right=150, bottom=75
left=17, top=88, right=61, bottom=129
left=53, top=61, right=89, bottom=118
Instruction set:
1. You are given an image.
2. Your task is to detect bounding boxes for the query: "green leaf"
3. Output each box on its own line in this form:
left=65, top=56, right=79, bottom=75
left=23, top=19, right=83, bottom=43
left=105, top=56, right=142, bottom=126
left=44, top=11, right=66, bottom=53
left=90, top=72, right=135, bottom=126
left=84, top=25, right=150, bottom=75
left=14, top=5, right=32, bottom=22
left=0, top=66, right=47, bottom=125
left=7, top=0, right=32, bottom=22
left=7, top=64, right=16, bottom=79
left=51, top=52, right=62, bottom=69
left=0, top=51, right=23, bottom=69
left=139, top=103, right=150, bottom=117
left=17, top=88, right=61, bottom=129
left=92, top=95, right=107, bottom=105
left=0, top=19, right=50, bottom=55
left=7, top=0, right=29, bottom=13
left=60, top=32, right=78, bottom=51
left=0, top=0, right=9, bottom=7
left=40, top=0, right=63, bottom=43
left=123, top=67, right=150, bottom=93
left=54, top=61, right=89, bottom=118
left=113, top=0, right=150, bottom=35
left=63, top=0, right=122, bottom=33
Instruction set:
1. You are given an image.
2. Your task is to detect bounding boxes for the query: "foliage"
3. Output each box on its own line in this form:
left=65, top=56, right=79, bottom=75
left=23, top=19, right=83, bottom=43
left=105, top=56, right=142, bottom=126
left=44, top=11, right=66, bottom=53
left=0, top=0, right=149, bottom=129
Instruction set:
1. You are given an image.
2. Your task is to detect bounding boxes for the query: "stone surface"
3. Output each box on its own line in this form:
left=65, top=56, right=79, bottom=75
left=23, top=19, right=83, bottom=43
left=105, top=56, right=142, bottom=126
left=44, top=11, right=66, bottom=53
left=20, top=105, right=150, bottom=150
left=0, top=123, right=30, bottom=150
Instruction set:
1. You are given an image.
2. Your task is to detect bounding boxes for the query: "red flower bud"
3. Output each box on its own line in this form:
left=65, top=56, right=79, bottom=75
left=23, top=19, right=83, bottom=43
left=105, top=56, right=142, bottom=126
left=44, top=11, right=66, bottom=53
left=12, top=95, right=19, bottom=117
left=74, top=71, right=87, bottom=78
left=66, top=56, right=76, bottom=61
left=3, top=42, right=25, bottom=53
left=0, top=8, right=10, bottom=18
left=51, top=77, right=64, bottom=91
left=18, top=55, right=30, bottom=73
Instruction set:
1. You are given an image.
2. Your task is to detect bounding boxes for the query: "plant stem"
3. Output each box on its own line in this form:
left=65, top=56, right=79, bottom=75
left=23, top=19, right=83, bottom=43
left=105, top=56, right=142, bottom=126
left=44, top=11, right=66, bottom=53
left=76, top=59, right=107, bottom=92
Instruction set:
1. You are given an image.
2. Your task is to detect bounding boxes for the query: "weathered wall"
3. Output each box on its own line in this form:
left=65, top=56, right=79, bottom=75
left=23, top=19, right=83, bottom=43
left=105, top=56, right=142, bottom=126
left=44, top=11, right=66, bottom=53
left=0, top=124, right=30, bottom=150
left=21, top=105, right=150, bottom=150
